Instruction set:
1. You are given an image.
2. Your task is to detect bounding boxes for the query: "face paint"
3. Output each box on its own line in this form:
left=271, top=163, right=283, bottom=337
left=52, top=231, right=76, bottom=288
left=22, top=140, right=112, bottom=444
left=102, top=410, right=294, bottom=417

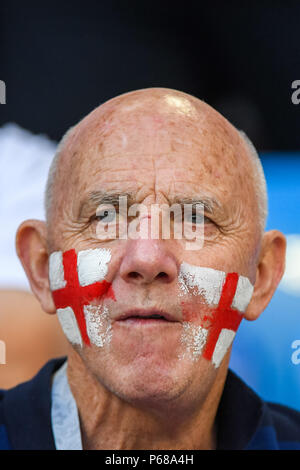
left=49, top=248, right=114, bottom=347
left=49, top=248, right=253, bottom=369
left=84, top=304, right=112, bottom=348
left=57, top=306, right=82, bottom=347
left=178, top=323, right=208, bottom=361
left=178, top=262, right=254, bottom=368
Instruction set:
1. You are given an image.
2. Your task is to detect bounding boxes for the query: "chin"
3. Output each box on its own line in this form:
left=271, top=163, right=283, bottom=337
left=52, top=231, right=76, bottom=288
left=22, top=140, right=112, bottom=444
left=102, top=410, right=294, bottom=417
left=79, top=345, right=212, bottom=412
left=113, top=379, right=186, bottom=411
left=102, top=358, right=197, bottom=409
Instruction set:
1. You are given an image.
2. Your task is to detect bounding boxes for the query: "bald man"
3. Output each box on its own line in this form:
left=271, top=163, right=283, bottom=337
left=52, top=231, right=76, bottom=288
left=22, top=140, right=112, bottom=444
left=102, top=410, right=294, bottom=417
left=0, top=88, right=299, bottom=450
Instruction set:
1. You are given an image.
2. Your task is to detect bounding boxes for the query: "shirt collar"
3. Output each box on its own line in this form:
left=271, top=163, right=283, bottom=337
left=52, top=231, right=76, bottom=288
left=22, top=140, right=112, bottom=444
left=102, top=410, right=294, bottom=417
left=51, top=360, right=82, bottom=450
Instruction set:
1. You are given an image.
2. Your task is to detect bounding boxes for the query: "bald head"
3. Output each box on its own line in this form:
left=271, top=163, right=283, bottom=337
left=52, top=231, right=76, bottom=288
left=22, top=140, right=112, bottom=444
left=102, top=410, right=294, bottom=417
left=45, top=88, right=267, bottom=237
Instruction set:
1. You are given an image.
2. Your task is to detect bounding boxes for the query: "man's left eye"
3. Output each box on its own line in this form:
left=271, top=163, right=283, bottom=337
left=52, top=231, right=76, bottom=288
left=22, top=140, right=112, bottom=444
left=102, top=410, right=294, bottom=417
left=187, top=214, right=212, bottom=224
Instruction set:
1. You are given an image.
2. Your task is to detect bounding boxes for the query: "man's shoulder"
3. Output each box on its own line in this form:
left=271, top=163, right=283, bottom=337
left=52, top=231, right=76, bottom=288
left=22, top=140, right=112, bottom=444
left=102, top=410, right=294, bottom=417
left=219, top=369, right=300, bottom=450
left=0, top=357, right=66, bottom=450
left=222, top=371, right=300, bottom=450
left=0, top=389, right=11, bottom=449
left=252, top=400, right=300, bottom=450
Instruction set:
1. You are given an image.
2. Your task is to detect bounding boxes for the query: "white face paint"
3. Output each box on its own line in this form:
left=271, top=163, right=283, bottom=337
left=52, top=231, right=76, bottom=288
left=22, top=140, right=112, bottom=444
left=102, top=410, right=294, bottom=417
left=77, top=248, right=111, bottom=286
left=49, top=251, right=67, bottom=291
left=57, top=306, right=82, bottom=347
left=231, top=276, right=254, bottom=311
left=178, top=323, right=208, bottom=361
left=178, top=262, right=254, bottom=368
left=212, top=329, right=236, bottom=368
left=84, top=304, right=112, bottom=348
left=179, top=263, right=225, bottom=305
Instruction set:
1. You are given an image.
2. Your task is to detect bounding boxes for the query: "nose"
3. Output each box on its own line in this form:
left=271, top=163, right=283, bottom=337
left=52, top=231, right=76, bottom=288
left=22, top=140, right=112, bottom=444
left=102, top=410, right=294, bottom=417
left=119, top=239, right=179, bottom=285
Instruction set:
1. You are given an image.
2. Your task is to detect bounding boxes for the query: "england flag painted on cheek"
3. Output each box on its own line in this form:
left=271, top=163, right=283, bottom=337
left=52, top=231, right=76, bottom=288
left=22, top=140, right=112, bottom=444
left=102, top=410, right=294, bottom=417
left=49, top=248, right=114, bottom=347
left=179, top=262, right=254, bottom=368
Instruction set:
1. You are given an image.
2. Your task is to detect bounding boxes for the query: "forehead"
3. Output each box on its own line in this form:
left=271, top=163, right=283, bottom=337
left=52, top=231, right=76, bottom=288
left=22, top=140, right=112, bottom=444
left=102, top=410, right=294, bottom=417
left=65, top=93, right=252, bottom=206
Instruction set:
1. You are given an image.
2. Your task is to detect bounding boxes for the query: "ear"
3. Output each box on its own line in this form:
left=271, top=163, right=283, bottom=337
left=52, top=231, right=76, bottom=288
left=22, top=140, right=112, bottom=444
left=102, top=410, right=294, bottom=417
left=245, top=230, right=286, bottom=321
left=16, top=219, right=56, bottom=314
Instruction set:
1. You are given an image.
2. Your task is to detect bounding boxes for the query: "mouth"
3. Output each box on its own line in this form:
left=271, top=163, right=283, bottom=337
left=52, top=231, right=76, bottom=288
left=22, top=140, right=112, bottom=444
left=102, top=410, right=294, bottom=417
left=116, top=309, right=179, bottom=323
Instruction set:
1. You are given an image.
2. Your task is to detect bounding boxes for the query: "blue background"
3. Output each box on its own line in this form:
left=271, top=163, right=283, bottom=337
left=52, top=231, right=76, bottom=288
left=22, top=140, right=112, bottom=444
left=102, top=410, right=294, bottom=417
left=230, top=153, right=300, bottom=411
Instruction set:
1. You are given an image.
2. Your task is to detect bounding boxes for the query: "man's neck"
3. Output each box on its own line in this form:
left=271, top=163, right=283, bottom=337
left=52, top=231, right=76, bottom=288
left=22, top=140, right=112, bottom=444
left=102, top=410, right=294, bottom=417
left=67, top=350, right=227, bottom=450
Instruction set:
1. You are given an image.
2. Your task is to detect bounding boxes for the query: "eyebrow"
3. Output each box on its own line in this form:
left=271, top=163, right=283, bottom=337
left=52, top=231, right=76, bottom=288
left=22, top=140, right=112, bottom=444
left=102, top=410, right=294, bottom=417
left=170, top=195, right=222, bottom=214
left=78, top=190, right=222, bottom=219
left=78, top=190, right=136, bottom=218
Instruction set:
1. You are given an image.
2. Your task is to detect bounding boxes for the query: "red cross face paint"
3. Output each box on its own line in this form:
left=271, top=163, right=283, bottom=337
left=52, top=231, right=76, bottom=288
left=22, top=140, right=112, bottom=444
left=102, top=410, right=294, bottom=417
left=49, top=248, right=115, bottom=348
left=178, top=262, right=254, bottom=368
left=49, top=248, right=253, bottom=370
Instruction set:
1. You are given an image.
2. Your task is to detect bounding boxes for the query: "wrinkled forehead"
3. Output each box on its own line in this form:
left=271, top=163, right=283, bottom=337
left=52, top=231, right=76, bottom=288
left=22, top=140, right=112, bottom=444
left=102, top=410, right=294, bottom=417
left=66, top=91, right=248, bottom=184
left=54, top=91, right=257, bottom=231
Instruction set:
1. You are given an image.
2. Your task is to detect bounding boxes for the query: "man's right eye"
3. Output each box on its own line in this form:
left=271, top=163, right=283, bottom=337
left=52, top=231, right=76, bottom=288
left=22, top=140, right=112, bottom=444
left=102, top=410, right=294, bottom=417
left=94, top=209, right=116, bottom=223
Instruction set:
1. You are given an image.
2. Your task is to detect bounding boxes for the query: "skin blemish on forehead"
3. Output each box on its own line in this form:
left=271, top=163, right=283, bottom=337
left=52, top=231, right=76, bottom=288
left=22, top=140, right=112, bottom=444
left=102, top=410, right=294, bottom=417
left=49, top=248, right=115, bottom=347
left=178, top=262, right=254, bottom=368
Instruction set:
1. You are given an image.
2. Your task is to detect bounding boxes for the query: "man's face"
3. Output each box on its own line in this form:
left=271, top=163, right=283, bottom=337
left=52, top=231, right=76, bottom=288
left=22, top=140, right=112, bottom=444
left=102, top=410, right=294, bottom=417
left=48, top=90, right=261, bottom=408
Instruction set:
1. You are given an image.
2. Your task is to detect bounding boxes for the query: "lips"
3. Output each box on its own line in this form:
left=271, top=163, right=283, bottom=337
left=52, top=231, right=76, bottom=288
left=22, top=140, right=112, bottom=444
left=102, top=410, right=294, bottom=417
left=116, top=309, right=178, bottom=322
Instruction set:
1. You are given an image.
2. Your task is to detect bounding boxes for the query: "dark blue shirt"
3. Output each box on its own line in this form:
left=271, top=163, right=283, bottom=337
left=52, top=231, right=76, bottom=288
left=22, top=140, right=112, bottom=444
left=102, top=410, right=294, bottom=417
left=0, top=358, right=300, bottom=450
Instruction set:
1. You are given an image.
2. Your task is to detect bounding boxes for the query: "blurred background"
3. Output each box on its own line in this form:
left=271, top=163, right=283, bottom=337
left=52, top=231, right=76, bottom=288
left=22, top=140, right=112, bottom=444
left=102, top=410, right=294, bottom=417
left=0, top=1, right=299, bottom=409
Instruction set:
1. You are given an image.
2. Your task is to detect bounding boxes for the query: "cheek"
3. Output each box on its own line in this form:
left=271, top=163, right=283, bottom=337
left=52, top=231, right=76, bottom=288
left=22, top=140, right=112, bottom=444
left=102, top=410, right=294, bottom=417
left=49, top=247, right=116, bottom=348
left=178, top=263, right=254, bottom=368
left=181, top=301, right=212, bottom=323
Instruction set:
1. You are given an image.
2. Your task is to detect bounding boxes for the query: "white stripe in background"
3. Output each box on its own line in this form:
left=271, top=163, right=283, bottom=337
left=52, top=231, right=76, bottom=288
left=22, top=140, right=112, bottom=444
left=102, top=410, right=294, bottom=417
left=279, top=234, right=300, bottom=296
